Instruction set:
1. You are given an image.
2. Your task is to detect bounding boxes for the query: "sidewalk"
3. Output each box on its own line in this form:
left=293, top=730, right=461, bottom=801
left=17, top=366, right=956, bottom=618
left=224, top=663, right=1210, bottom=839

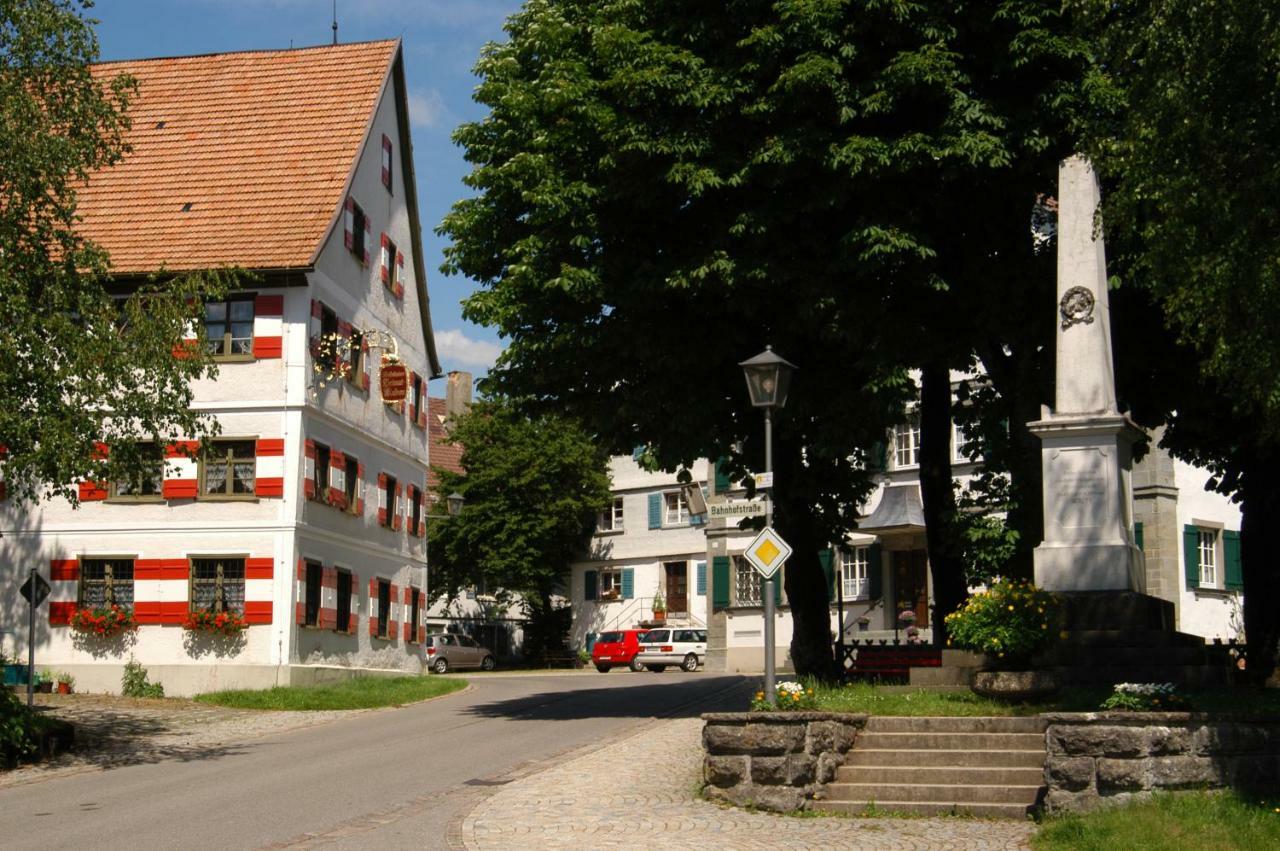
left=458, top=716, right=1037, bottom=850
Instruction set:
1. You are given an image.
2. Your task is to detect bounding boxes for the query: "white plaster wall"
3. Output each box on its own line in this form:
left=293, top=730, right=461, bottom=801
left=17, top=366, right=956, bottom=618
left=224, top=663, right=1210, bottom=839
left=1173, top=459, right=1244, bottom=640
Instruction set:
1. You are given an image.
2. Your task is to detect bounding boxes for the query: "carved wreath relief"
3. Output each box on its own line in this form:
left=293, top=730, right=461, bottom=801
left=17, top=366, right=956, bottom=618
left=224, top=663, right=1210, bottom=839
left=1059, top=286, right=1096, bottom=330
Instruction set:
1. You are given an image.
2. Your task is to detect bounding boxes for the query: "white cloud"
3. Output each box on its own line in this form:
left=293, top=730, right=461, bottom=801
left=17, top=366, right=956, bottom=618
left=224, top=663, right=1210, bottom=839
left=407, top=87, right=449, bottom=129
left=435, top=328, right=503, bottom=371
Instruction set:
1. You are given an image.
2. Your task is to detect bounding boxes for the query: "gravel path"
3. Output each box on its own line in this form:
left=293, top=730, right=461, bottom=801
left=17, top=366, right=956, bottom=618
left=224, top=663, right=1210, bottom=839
left=461, top=717, right=1037, bottom=850
left=2, top=692, right=359, bottom=789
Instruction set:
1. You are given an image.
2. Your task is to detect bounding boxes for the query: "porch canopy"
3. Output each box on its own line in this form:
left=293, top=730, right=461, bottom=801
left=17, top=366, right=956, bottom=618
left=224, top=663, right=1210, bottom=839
left=857, top=485, right=926, bottom=535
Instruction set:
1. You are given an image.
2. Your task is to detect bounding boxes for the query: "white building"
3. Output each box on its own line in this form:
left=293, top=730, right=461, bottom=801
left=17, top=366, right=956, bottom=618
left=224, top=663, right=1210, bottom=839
left=0, top=40, right=443, bottom=696
left=569, top=413, right=1244, bottom=673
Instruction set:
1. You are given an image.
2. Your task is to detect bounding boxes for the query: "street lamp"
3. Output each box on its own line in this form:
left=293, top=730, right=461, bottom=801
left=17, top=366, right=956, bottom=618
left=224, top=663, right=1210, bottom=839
left=739, top=345, right=796, bottom=706
left=445, top=491, right=465, bottom=518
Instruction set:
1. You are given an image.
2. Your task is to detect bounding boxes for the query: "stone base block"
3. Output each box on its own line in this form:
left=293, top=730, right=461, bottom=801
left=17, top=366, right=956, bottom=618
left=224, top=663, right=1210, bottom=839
left=1034, top=543, right=1146, bottom=592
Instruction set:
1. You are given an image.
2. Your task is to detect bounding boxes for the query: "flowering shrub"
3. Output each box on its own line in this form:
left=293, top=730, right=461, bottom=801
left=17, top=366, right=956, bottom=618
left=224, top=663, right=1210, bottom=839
left=1100, top=682, right=1192, bottom=712
left=183, top=608, right=248, bottom=637
left=944, top=578, right=1059, bottom=665
left=751, top=680, right=818, bottom=711
left=69, top=605, right=137, bottom=638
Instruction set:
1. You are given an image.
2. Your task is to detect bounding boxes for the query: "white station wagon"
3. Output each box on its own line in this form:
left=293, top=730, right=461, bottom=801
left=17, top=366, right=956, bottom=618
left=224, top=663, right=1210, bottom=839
left=635, top=628, right=707, bottom=672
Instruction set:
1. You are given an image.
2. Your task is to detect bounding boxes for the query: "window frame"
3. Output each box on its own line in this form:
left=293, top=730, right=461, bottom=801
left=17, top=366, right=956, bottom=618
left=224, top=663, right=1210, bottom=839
left=303, top=560, right=323, bottom=628
left=198, top=439, right=258, bottom=500
left=108, top=443, right=164, bottom=502
left=203, top=294, right=256, bottom=362
left=597, top=496, right=624, bottom=533
left=839, top=547, right=870, bottom=601
left=408, top=586, right=421, bottom=643
left=188, top=556, right=247, bottom=615
left=894, top=414, right=921, bottom=469
left=663, top=491, right=690, bottom=526
left=346, top=327, right=365, bottom=388
left=1198, top=528, right=1221, bottom=589
left=78, top=556, right=135, bottom=609
left=350, top=201, right=368, bottom=262
left=376, top=578, right=392, bottom=638
left=733, top=555, right=763, bottom=607
left=597, top=569, right=622, bottom=601
left=335, top=568, right=353, bottom=633
left=344, top=455, right=359, bottom=515
left=409, top=485, right=422, bottom=535
left=314, top=442, right=331, bottom=503
left=382, top=474, right=398, bottom=527
left=384, top=235, right=399, bottom=290
left=952, top=421, right=976, bottom=463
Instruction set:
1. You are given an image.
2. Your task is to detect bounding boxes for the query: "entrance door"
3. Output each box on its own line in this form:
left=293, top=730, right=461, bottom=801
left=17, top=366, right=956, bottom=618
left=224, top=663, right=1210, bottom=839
left=664, top=561, right=688, bottom=614
left=892, top=550, right=929, bottom=626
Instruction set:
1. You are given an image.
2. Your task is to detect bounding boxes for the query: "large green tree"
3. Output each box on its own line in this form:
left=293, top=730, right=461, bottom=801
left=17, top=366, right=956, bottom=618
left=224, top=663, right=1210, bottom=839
left=1, top=0, right=232, bottom=503
left=442, top=0, right=1100, bottom=677
left=428, top=400, right=613, bottom=623
left=1074, top=0, right=1280, bottom=682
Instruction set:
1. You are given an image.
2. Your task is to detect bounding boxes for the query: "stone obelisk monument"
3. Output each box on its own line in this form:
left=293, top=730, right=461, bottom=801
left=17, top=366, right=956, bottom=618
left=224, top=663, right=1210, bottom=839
left=1028, top=155, right=1146, bottom=592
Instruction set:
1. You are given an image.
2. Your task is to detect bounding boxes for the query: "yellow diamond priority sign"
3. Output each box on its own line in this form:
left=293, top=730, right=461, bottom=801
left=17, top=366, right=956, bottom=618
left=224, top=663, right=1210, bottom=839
left=743, top=527, right=792, bottom=579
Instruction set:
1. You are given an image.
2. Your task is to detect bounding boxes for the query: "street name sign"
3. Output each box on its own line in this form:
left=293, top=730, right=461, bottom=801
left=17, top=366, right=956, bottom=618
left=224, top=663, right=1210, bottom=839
left=743, top=527, right=792, bottom=579
left=708, top=500, right=767, bottom=520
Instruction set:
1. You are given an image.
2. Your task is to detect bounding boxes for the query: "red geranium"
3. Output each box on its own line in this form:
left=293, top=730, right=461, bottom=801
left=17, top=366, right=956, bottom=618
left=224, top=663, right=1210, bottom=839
left=69, top=604, right=138, bottom=638
left=183, top=608, right=248, bottom=636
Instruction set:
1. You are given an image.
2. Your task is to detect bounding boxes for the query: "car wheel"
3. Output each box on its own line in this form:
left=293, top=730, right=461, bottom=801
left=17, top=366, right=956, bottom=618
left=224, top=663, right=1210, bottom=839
left=629, top=657, right=644, bottom=673
left=646, top=665, right=667, bottom=673
left=481, top=655, right=496, bottom=672
left=595, top=664, right=611, bottom=673
left=432, top=657, right=449, bottom=674
left=682, top=653, right=699, bottom=672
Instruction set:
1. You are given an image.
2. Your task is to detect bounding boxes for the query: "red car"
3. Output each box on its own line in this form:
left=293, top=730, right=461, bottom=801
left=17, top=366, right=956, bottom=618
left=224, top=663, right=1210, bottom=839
left=591, top=629, right=648, bottom=672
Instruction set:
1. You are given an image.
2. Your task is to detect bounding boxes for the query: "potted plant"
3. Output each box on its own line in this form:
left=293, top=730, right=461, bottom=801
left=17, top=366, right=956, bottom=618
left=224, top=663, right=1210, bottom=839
left=651, top=591, right=667, bottom=623
left=855, top=614, right=871, bottom=632
left=55, top=672, right=75, bottom=695
left=37, top=668, right=54, bottom=694
left=945, top=578, right=1061, bottom=701
left=897, top=608, right=917, bottom=627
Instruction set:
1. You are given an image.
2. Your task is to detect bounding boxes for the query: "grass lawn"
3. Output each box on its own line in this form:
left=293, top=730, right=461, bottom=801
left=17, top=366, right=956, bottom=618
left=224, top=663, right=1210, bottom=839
left=806, top=683, right=1280, bottom=716
left=195, top=676, right=467, bottom=710
left=1033, top=790, right=1280, bottom=851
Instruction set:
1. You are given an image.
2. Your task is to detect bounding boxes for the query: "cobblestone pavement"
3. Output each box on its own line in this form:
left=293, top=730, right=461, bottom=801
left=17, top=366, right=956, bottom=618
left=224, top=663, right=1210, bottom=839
left=461, top=717, right=1036, bottom=850
left=2, top=693, right=359, bottom=789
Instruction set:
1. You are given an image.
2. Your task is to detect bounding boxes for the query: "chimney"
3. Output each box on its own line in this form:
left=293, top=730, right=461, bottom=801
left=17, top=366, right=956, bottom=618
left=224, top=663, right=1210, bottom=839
left=445, top=371, right=473, bottom=421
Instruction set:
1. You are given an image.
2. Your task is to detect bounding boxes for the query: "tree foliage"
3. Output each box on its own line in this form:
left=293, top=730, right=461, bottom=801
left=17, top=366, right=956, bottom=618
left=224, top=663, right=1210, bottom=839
left=442, top=0, right=1097, bottom=677
left=427, top=400, right=612, bottom=608
left=0, top=0, right=232, bottom=504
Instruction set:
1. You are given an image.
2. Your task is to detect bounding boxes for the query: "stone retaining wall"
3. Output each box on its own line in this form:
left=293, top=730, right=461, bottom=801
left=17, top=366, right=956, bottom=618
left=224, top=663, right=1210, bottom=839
left=701, top=712, right=867, bottom=811
left=1043, top=712, right=1280, bottom=812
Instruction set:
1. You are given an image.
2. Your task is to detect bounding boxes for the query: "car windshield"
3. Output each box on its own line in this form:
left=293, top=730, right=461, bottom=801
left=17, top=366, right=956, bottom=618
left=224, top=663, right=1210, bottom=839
left=641, top=630, right=669, bottom=643
left=597, top=632, right=622, bottom=644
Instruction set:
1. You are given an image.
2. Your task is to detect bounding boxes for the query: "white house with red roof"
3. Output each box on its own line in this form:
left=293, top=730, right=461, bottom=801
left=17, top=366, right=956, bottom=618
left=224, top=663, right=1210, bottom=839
left=0, top=40, right=443, bottom=695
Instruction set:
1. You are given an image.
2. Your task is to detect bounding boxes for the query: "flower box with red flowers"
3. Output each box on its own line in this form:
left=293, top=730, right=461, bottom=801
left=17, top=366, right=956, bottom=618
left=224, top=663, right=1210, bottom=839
left=69, top=604, right=138, bottom=638
left=183, top=608, right=248, bottom=636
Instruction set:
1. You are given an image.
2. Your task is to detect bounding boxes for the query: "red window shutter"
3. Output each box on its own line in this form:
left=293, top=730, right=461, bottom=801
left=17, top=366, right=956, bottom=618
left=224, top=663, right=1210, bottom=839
left=344, top=197, right=354, bottom=251
left=394, top=251, right=405, bottom=299
left=392, top=484, right=403, bottom=531
left=255, top=294, right=284, bottom=316
left=295, top=558, right=307, bottom=625
left=380, top=233, right=390, bottom=285
left=368, top=578, right=378, bottom=636
left=381, top=134, right=393, bottom=189
left=356, top=462, right=366, bottom=514
left=361, top=337, right=371, bottom=391
left=417, top=379, right=428, bottom=428
left=329, top=450, right=346, bottom=508
left=78, top=481, right=108, bottom=501
left=377, top=473, right=388, bottom=526
left=387, top=583, right=398, bottom=642
left=255, top=438, right=285, bottom=497
left=363, top=216, right=372, bottom=267
left=304, top=439, right=317, bottom=500
left=408, top=373, right=419, bottom=422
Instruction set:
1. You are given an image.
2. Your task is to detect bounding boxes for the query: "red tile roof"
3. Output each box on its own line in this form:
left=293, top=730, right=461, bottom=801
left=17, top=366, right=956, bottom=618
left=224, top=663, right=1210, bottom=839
left=80, top=40, right=398, bottom=273
left=427, top=397, right=465, bottom=490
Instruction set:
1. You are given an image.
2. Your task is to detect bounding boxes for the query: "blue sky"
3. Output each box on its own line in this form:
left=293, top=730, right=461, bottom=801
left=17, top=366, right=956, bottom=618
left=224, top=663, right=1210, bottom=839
left=92, top=0, right=524, bottom=378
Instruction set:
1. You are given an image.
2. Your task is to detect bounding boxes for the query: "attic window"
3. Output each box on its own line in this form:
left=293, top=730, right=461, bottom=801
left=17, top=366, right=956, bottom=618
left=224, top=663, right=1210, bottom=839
left=351, top=202, right=367, bottom=259
left=155, top=120, right=166, bottom=129
left=181, top=202, right=194, bottom=212
left=381, top=134, right=393, bottom=192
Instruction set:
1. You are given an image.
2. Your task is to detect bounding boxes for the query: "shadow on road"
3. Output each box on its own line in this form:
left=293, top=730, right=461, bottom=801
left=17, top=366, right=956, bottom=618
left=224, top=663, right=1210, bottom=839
left=461, top=674, right=755, bottom=721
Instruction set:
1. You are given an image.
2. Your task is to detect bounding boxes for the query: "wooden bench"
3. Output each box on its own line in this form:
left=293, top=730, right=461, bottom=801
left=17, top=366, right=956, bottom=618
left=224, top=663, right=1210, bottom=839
left=840, top=644, right=941, bottom=683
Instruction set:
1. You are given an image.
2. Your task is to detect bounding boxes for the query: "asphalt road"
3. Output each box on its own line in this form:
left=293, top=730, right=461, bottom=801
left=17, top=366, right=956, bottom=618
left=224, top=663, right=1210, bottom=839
left=0, top=671, right=753, bottom=850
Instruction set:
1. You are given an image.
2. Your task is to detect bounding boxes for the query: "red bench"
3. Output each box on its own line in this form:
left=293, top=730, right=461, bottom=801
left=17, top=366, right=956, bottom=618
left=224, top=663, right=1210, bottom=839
left=841, top=645, right=941, bottom=683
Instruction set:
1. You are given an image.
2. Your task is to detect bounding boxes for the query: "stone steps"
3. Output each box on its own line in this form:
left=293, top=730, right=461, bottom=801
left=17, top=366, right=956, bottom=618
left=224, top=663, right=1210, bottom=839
left=812, top=716, right=1047, bottom=819
left=844, top=748, right=1045, bottom=768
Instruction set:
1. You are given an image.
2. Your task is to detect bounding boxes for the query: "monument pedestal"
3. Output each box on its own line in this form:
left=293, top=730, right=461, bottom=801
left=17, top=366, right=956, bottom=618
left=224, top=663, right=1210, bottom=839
left=1029, top=412, right=1146, bottom=592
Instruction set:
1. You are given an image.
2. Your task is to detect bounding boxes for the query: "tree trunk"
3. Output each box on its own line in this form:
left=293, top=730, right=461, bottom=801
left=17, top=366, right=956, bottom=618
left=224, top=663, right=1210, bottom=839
left=918, top=363, right=967, bottom=641
left=1241, top=457, right=1280, bottom=686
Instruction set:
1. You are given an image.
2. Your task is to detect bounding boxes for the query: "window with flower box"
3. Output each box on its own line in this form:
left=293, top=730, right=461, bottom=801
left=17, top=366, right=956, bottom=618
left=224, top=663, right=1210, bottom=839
left=190, top=557, right=246, bottom=614
left=79, top=557, right=134, bottom=608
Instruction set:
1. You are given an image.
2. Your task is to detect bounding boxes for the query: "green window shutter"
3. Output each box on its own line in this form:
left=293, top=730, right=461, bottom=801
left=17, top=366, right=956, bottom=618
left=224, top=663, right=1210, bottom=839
left=584, top=570, right=598, bottom=601
left=621, top=568, right=634, bottom=599
left=774, top=570, right=784, bottom=606
left=870, top=441, right=887, bottom=472
left=818, top=549, right=835, bottom=603
left=648, top=493, right=662, bottom=529
left=868, top=543, right=883, bottom=599
left=711, top=556, right=730, bottom=610
left=714, top=458, right=731, bottom=493
left=695, top=561, right=707, bottom=595
left=1183, top=525, right=1200, bottom=589
left=1224, top=530, right=1243, bottom=590
left=1134, top=521, right=1144, bottom=551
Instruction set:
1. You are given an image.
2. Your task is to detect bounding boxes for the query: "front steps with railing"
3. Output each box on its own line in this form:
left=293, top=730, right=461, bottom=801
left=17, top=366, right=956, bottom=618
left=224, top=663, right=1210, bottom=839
left=812, top=716, right=1047, bottom=818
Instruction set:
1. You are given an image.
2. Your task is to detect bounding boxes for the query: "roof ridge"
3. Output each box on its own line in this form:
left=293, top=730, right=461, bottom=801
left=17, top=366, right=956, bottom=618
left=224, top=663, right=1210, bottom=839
left=92, top=38, right=399, bottom=68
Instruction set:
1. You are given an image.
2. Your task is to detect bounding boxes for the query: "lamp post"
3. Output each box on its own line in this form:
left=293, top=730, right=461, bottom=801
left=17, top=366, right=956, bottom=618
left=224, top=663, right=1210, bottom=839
left=424, top=492, right=465, bottom=597
left=739, top=345, right=797, bottom=706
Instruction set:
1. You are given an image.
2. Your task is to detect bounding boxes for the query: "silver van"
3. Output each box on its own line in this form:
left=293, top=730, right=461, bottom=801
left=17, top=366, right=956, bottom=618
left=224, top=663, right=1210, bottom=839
left=635, top=628, right=707, bottom=672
